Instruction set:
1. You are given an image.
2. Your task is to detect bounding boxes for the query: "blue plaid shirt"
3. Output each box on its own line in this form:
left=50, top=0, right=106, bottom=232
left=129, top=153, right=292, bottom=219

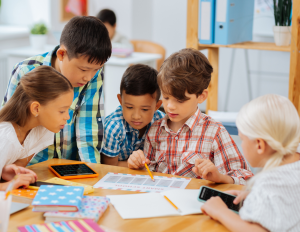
left=101, top=105, right=164, bottom=160
left=2, top=46, right=105, bottom=164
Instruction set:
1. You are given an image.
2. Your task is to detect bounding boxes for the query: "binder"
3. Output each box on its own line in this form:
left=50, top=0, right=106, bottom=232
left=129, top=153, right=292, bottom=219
left=198, top=0, right=216, bottom=44
left=214, top=0, right=255, bottom=45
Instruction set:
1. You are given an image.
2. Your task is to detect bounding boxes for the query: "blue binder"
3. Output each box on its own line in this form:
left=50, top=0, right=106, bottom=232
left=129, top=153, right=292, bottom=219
left=198, top=0, right=216, bottom=44
left=214, top=0, right=254, bottom=45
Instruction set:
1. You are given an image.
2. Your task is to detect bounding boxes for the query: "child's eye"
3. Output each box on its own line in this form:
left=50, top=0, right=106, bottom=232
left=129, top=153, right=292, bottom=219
left=163, top=97, right=169, bottom=100
left=177, top=100, right=184, bottom=103
left=142, top=109, right=149, bottom=112
left=126, top=107, right=133, bottom=109
left=60, top=111, right=65, bottom=114
left=80, top=68, right=87, bottom=72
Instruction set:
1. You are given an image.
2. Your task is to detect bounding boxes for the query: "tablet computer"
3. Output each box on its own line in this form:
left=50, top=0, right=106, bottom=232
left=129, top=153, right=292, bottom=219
left=49, top=162, right=99, bottom=180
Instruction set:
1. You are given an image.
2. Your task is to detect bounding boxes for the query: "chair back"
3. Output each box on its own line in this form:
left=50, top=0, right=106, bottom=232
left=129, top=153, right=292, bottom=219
left=130, top=40, right=165, bottom=70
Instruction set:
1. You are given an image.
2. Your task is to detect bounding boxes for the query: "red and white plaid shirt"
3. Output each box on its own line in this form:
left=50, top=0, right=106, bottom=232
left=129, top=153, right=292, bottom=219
left=144, top=109, right=253, bottom=185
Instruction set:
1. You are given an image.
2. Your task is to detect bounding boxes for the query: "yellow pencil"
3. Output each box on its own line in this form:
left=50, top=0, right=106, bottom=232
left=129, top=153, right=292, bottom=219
left=144, top=163, right=155, bottom=182
left=164, top=195, right=182, bottom=213
left=27, top=186, right=40, bottom=190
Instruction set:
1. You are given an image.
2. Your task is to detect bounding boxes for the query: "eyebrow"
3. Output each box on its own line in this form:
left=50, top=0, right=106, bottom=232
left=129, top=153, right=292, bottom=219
left=124, top=102, right=151, bottom=107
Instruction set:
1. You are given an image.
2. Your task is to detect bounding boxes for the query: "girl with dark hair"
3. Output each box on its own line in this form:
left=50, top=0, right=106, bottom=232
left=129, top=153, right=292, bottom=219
left=0, top=66, right=73, bottom=190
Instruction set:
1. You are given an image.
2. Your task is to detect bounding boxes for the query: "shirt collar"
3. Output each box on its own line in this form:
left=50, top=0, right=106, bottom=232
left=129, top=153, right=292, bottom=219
left=160, top=108, right=202, bottom=133
left=43, top=45, right=60, bottom=66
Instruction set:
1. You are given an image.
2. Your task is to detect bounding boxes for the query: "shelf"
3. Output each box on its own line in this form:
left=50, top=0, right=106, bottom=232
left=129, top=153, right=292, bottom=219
left=198, top=41, right=291, bottom=52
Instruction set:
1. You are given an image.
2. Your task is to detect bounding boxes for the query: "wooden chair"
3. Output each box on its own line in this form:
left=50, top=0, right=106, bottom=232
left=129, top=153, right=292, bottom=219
left=130, top=40, right=166, bottom=71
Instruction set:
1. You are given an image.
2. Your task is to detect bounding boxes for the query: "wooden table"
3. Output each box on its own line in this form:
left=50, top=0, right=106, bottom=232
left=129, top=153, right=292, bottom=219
left=9, top=159, right=243, bottom=232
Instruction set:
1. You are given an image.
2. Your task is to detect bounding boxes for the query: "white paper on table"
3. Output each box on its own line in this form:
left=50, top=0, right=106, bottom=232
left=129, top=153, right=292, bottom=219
left=94, top=172, right=191, bottom=193
left=107, top=189, right=203, bottom=219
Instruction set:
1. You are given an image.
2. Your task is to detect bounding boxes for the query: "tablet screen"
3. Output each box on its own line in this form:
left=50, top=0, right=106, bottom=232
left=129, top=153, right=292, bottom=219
left=51, top=164, right=96, bottom=176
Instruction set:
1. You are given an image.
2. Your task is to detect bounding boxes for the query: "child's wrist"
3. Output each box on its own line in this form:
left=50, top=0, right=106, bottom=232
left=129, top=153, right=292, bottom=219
left=219, top=174, right=234, bottom=184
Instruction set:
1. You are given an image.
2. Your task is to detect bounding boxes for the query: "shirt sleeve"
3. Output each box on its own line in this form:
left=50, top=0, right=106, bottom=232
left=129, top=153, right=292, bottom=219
left=75, top=70, right=104, bottom=164
left=101, top=119, right=123, bottom=158
left=212, top=126, right=253, bottom=185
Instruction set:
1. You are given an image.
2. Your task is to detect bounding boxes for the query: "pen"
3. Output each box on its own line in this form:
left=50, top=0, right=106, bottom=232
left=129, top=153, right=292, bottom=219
left=144, top=163, right=155, bottom=182
left=164, top=195, right=182, bottom=213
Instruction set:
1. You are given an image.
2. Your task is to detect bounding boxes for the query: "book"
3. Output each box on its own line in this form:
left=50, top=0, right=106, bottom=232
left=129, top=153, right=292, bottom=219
left=32, top=185, right=84, bottom=212
left=107, top=189, right=204, bottom=219
left=44, top=177, right=95, bottom=195
left=44, top=196, right=110, bottom=223
left=18, top=219, right=105, bottom=232
left=11, top=189, right=38, bottom=204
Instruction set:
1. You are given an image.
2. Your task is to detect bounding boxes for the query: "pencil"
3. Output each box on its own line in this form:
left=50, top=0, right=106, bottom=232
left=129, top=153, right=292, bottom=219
left=164, top=195, right=182, bottom=213
left=144, top=163, right=155, bottom=182
left=27, top=186, right=40, bottom=190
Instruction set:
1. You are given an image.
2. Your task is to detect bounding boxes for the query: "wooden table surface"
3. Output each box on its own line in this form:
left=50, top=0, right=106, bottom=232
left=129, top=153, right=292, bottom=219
left=9, top=159, right=243, bottom=232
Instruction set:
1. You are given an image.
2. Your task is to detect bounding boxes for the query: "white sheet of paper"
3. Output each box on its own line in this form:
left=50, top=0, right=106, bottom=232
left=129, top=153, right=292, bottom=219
left=94, top=172, right=191, bottom=193
left=107, top=189, right=203, bottom=219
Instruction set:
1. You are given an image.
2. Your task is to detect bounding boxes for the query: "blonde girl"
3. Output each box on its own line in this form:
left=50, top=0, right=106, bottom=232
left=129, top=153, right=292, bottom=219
left=201, top=94, right=300, bottom=232
left=0, top=66, right=73, bottom=190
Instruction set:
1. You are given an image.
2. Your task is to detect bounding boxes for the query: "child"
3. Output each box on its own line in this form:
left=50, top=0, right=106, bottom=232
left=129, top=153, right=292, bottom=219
left=2, top=16, right=111, bottom=165
left=96, top=9, right=133, bottom=48
left=128, top=48, right=253, bottom=185
left=101, top=64, right=164, bottom=166
left=0, top=66, right=73, bottom=188
left=201, top=94, right=300, bottom=232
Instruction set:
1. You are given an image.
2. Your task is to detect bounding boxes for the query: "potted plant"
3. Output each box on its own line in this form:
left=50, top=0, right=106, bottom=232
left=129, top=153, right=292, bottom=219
left=30, top=23, right=48, bottom=49
left=273, top=0, right=292, bottom=46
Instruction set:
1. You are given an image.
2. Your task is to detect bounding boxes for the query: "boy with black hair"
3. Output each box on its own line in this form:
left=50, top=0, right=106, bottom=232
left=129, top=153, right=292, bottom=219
left=128, top=48, right=253, bottom=185
left=101, top=64, right=164, bottom=166
left=2, top=16, right=112, bottom=164
left=96, top=9, right=132, bottom=47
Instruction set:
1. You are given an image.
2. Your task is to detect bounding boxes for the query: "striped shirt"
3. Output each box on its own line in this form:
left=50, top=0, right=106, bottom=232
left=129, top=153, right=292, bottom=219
left=240, top=161, right=300, bottom=231
left=1, top=46, right=105, bottom=164
left=144, top=108, right=253, bottom=185
left=101, top=105, right=164, bottom=160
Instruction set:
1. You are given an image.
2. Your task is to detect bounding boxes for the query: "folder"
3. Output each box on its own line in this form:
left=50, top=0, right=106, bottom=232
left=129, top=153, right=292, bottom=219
left=214, top=0, right=255, bottom=45
left=198, top=0, right=216, bottom=44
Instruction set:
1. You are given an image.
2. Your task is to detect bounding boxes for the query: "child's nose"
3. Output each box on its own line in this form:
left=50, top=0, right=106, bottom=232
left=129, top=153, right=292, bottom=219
left=132, top=110, right=141, bottom=120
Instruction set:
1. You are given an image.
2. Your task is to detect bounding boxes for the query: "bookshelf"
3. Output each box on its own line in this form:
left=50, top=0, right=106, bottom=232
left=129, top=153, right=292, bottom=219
left=186, top=0, right=300, bottom=114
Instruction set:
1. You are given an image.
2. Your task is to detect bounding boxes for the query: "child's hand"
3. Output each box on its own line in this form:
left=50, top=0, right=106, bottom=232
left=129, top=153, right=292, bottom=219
left=201, top=196, right=229, bottom=221
left=192, top=158, right=223, bottom=183
left=128, top=150, right=150, bottom=169
left=226, top=190, right=249, bottom=205
left=1, top=164, right=37, bottom=182
left=13, top=174, right=37, bottom=189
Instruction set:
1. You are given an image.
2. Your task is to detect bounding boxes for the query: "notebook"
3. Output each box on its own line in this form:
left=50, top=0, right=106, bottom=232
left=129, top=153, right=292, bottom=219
left=107, top=189, right=203, bottom=219
left=44, top=196, right=110, bottom=223
left=44, top=177, right=95, bottom=195
left=17, top=219, right=105, bottom=232
left=32, top=185, right=84, bottom=212
left=12, top=189, right=38, bottom=204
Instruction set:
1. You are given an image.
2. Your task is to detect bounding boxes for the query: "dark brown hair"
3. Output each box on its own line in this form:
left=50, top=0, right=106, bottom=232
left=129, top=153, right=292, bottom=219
left=96, top=9, right=116, bottom=26
left=0, top=66, right=73, bottom=126
left=60, top=16, right=111, bottom=64
left=120, top=64, right=161, bottom=102
left=157, top=48, right=213, bottom=101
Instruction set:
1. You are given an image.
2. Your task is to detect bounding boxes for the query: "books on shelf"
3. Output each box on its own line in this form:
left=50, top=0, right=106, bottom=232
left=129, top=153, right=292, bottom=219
left=32, top=185, right=84, bottom=212
left=17, top=219, right=105, bottom=232
left=44, top=196, right=110, bottom=223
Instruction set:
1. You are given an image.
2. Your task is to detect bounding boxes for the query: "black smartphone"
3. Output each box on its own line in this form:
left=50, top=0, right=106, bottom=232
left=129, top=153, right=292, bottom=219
left=198, top=186, right=242, bottom=213
left=29, top=181, right=64, bottom=187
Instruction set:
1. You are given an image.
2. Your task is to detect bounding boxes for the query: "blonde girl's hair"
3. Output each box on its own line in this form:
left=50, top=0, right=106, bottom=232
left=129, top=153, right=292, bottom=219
left=0, top=66, right=73, bottom=126
left=236, top=94, right=300, bottom=173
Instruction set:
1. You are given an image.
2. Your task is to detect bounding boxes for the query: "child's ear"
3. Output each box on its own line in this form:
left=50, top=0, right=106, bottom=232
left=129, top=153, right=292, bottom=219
left=56, top=46, right=67, bottom=62
left=30, top=101, right=41, bottom=117
left=197, top=89, right=208, bottom=104
left=155, top=100, right=162, bottom=110
left=117, top=94, right=122, bottom=105
left=256, top=138, right=266, bottom=155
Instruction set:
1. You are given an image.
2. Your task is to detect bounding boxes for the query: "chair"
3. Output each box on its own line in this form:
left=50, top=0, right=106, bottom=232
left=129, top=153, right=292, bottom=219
left=130, top=40, right=166, bottom=71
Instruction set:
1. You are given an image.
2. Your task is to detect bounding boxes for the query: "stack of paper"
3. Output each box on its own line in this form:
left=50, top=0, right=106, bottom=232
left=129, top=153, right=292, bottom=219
left=107, top=189, right=203, bottom=219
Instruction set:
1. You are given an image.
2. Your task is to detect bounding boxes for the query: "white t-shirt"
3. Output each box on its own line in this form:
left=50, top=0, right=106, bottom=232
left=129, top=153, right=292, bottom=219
left=239, top=160, right=300, bottom=232
left=0, top=122, right=54, bottom=177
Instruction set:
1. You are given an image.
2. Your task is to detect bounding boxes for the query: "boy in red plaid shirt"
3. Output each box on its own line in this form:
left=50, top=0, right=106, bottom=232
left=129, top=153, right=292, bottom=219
left=128, top=48, right=253, bottom=185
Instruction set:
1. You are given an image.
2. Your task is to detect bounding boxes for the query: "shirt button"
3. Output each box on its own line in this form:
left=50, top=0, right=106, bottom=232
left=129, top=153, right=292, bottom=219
left=175, top=136, right=178, bottom=140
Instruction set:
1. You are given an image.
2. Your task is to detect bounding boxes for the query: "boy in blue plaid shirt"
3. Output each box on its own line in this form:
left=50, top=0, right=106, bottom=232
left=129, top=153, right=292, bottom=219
left=2, top=16, right=111, bottom=164
left=101, top=64, right=164, bottom=166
